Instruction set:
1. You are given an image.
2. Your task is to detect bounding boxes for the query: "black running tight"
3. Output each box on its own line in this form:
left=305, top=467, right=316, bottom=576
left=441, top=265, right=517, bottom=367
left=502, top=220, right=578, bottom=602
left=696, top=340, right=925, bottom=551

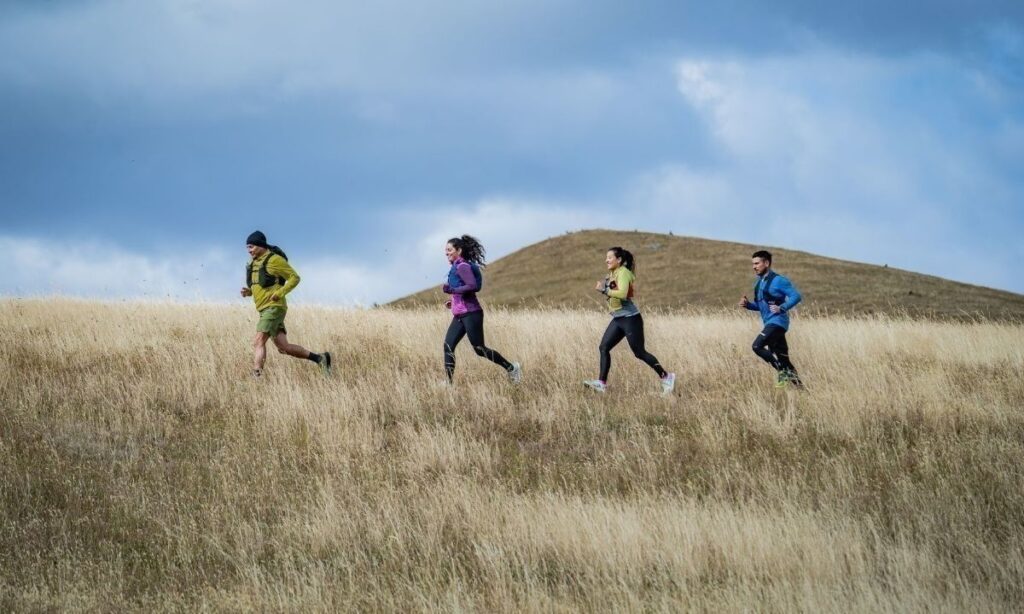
left=444, top=310, right=512, bottom=381
left=599, top=314, right=667, bottom=381
left=752, top=324, right=797, bottom=372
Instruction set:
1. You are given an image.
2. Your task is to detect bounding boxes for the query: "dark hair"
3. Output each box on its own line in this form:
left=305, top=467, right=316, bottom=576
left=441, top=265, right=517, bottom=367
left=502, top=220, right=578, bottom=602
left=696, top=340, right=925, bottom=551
left=752, top=250, right=772, bottom=264
left=448, top=235, right=487, bottom=265
left=608, top=246, right=636, bottom=272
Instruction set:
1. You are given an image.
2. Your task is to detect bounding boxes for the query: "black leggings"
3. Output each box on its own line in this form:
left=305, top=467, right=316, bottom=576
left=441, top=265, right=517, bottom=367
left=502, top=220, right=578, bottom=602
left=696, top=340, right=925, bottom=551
left=752, top=324, right=797, bottom=372
left=599, top=314, right=667, bottom=381
left=444, top=310, right=512, bottom=381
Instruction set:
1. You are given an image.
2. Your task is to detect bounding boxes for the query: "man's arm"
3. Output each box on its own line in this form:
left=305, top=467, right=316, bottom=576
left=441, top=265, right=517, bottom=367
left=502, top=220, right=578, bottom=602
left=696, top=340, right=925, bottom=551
left=777, top=277, right=802, bottom=312
left=267, top=256, right=301, bottom=297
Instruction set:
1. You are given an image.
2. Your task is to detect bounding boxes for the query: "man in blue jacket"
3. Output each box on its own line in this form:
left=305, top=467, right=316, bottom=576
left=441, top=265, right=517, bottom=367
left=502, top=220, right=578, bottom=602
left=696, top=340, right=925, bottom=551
left=739, top=250, right=803, bottom=388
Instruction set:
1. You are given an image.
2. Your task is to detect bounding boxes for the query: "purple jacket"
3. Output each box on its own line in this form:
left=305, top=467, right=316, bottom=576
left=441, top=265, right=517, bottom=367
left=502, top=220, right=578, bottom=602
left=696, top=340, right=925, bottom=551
left=442, top=258, right=483, bottom=316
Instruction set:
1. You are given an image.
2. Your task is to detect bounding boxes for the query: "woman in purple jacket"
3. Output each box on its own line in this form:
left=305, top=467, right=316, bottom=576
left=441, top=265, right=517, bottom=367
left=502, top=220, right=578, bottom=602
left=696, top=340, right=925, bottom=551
left=442, top=235, right=522, bottom=384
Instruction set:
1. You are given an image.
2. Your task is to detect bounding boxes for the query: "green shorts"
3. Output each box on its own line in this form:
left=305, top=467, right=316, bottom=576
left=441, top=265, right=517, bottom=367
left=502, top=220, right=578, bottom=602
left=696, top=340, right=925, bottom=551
left=256, top=306, right=287, bottom=336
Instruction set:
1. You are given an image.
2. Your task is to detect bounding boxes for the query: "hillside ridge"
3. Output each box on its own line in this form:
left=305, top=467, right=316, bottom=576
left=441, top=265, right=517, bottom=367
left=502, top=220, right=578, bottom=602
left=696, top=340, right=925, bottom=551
left=392, top=229, right=1024, bottom=320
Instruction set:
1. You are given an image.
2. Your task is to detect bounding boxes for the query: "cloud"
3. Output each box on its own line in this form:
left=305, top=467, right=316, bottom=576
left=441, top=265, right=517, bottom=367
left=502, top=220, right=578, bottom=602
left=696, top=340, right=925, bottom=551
left=0, top=198, right=604, bottom=305
left=6, top=0, right=1018, bottom=112
left=404, top=198, right=601, bottom=262
left=667, top=51, right=1024, bottom=292
left=1, top=4, right=1022, bottom=300
left=351, top=198, right=607, bottom=303
left=0, top=236, right=237, bottom=301
left=0, top=235, right=387, bottom=305
left=0, top=0, right=591, bottom=109
left=625, top=165, right=741, bottom=234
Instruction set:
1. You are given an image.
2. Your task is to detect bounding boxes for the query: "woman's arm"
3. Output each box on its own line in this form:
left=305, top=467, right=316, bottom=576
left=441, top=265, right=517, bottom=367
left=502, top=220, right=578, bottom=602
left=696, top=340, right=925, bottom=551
left=447, top=262, right=479, bottom=294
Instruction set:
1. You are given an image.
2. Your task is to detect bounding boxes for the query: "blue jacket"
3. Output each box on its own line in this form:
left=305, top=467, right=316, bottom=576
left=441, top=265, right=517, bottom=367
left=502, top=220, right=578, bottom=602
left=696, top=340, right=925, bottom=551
left=745, top=270, right=802, bottom=330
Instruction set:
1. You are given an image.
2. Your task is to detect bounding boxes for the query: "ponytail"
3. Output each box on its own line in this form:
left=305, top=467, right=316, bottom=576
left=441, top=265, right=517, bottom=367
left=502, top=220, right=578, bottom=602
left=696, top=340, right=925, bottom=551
left=447, top=234, right=487, bottom=266
left=608, top=246, right=635, bottom=273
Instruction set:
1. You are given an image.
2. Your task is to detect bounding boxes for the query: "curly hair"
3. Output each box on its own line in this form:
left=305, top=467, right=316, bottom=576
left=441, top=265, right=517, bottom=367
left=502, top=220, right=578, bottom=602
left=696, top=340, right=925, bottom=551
left=448, top=235, right=487, bottom=265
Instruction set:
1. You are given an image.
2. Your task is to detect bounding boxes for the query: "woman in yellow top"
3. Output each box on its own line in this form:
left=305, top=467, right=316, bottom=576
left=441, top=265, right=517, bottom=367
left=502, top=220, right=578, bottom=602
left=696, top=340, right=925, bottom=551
left=583, top=247, right=675, bottom=395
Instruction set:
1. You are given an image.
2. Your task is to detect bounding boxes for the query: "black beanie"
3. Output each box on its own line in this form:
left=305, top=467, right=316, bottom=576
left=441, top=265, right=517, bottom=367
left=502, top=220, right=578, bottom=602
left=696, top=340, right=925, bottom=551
left=246, top=231, right=268, bottom=248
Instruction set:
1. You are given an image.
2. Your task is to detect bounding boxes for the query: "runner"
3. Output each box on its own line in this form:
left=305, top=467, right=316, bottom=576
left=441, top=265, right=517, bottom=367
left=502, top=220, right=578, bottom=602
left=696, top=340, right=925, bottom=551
left=739, top=250, right=803, bottom=388
left=442, top=235, right=522, bottom=384
left=583, top=247, right=676, bottom=395
left=241, top=230, right=331, bottom=378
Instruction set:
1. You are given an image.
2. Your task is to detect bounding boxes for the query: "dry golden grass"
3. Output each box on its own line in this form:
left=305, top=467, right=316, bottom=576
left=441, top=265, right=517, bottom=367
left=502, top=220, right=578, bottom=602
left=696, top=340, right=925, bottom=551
left=2, top=298, right=1023, bottom=612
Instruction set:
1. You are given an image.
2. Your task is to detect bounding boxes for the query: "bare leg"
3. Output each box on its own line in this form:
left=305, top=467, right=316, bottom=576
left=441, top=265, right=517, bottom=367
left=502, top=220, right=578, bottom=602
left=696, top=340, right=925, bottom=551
left=253, top=332, right=271, bottom=371
left=273, top=331, right=312, bottom=360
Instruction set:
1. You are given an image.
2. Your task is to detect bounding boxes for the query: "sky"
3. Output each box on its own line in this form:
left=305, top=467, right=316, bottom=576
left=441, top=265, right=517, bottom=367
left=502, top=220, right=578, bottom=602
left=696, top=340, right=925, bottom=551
left=1, top=0, right=1022, bottom=305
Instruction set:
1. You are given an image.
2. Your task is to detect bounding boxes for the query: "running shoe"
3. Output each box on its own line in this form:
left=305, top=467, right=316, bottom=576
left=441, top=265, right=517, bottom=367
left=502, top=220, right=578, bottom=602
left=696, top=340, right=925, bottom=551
left=319, top=351, right=332, bottom=376
left=774, top=370, right=788, bottom=388
left=508, top=362, right=522, bottom=384
left=784, top=369, right=803, bottom=389
left=583, top=379, right=607, bottom=393
left=660, top=372, right=676, bottom=396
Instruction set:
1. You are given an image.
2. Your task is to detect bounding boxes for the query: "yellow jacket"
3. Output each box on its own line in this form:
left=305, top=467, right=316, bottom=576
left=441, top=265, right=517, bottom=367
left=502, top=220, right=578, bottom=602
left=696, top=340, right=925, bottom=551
left=604, top=266, right=639, bottom=316
left=248, top=252, right=300, bottom=312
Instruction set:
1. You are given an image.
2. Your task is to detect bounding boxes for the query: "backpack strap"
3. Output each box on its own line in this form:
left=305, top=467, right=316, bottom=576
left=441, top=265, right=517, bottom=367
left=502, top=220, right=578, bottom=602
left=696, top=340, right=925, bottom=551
left=766, top=271, right=786, bottom=304
left=246, top=252, right=288, bottom=289
left=263, top=254, right=288, bottom=288
left=756, top=271, right=780, bottom=303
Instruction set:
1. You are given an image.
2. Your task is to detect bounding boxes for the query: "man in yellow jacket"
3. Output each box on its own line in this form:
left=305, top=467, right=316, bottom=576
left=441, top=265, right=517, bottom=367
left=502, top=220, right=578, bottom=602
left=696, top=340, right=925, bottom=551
left=241, top=230, right=331, bottom=378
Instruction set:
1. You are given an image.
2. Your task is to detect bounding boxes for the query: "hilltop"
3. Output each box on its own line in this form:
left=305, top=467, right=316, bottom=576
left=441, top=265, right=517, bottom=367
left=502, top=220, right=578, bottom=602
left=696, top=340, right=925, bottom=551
left=392, top=229, right=1024, bottom=319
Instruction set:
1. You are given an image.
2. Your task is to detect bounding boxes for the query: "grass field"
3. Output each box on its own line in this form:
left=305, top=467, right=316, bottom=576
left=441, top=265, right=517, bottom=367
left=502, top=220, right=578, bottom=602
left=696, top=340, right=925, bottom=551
left=2, top=298, right=1023, bottom=611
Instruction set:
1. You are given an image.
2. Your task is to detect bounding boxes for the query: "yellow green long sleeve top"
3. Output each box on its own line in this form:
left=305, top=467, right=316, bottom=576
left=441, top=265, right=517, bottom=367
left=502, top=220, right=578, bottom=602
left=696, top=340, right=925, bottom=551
left=602, top=266, right=640, bottom=317
left=248, top=252, right=300, bottom=312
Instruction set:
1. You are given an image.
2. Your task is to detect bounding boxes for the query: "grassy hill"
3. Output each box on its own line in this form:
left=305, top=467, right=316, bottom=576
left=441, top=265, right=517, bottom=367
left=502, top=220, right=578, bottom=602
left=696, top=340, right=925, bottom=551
left=3, top=299, right=1023, bottom=610
left=392, top=229, right=1024, bottom=319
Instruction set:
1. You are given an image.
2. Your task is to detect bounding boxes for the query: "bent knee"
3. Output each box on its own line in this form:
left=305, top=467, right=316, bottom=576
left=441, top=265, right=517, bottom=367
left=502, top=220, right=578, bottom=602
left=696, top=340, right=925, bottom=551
left=472, top=345, right=487, bottom=357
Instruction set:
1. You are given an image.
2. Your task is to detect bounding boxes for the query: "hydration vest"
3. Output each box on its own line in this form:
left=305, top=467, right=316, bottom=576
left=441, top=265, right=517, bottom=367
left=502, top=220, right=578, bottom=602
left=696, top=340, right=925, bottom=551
left=753, top=270, right=785, bottom=305
left=246, top=246, right=289, bottom=289
left=448, top=261, right=483, bottom=292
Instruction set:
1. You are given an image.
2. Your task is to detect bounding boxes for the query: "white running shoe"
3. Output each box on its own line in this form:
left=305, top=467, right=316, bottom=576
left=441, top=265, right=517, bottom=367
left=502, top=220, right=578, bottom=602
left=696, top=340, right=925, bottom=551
left=660, top=372, right=676, bottom=396
left=508, top=362, right=522, bottom=384
left=583, top=379, right=607, bottom=393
